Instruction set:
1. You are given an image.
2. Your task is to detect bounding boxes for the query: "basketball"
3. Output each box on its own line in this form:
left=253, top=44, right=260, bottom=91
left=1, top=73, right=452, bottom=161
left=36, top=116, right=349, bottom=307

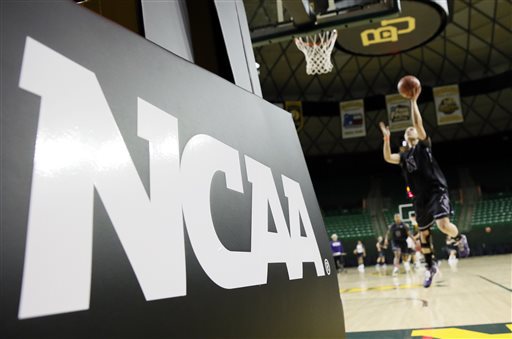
left=398, top=75, right=421, bottom=99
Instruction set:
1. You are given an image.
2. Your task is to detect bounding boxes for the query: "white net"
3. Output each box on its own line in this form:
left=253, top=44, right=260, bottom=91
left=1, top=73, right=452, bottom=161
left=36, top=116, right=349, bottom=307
left=294, top=29, right=338, bottom=75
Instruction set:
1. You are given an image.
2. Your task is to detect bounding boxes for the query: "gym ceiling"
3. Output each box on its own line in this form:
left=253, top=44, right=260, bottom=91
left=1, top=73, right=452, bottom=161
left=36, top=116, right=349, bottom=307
left=245, top=0, right=512, bottom=155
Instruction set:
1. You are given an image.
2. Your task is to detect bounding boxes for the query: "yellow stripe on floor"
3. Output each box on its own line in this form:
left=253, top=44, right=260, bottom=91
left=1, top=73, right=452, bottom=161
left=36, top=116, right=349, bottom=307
left=340, top=283, right=423, bottom=294
left=410, top=323, right=512, bottom=338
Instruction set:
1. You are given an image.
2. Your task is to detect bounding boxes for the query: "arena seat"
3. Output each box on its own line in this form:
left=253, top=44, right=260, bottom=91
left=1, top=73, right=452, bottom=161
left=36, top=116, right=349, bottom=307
left=471, top=196, right=512, bottom=229
left=324, top=212, right=374, bottom=239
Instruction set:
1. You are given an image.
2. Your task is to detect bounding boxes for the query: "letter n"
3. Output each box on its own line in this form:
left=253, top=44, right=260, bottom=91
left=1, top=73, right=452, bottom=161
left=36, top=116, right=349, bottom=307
left=17, top=37, right=184, bottom=319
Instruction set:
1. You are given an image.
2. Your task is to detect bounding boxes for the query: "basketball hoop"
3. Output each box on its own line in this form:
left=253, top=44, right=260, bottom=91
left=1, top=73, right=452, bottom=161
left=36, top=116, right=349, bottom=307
left=294, top=29, right=338, bottom=75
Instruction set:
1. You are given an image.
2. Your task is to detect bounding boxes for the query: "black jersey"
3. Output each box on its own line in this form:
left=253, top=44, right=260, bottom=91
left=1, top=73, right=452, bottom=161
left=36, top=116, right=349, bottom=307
left=400, top=137, right=448, bottom=200
left=377, top=240, right=385, bottom=252
left=388, top=222, right=409, bottom=242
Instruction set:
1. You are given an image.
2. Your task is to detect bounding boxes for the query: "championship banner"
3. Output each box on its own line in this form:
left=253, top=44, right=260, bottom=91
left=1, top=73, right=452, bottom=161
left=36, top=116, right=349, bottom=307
left=285, top=100, right=304, bottom=132
left=340, top=99, right=366, bottom=139
left=433, top=84, right=464, bottom=125
left=385, top=94, right=412, bottom=131
left=0, top=1, right=345, bottom=338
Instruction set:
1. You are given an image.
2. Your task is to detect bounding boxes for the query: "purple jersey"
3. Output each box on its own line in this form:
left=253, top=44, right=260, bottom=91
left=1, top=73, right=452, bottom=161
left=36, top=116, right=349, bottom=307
left=331, top=241, right=343, bottom=256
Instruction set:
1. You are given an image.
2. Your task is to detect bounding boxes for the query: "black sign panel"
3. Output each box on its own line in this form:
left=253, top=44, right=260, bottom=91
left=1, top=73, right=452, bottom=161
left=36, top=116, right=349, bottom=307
left=0, top=1, right=344, bottom=337
left=336, top=1, right=447, bottom=56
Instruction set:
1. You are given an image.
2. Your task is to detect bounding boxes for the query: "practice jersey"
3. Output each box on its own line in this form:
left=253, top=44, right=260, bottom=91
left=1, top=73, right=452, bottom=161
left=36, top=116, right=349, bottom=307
left=331, top=241, right=343, bottom=256
left=388, top=222, right=409, bottom=242
left=406, top=236, right=415, bottom=249
left=400, top=137, right=448, bottom=200
left=356, top=243, right=365, bottom=254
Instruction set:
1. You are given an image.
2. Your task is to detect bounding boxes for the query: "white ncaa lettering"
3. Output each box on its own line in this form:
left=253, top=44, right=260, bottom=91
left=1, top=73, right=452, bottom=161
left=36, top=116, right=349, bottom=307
left=17, top=37, right=324, bottom=320
left=181, top=135, right=265, bottom=288
left=18, top=37, right=184, bottom=319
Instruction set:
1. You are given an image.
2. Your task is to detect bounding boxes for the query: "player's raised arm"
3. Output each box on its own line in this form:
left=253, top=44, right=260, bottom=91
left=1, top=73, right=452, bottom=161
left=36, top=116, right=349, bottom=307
left=410, top=87, right=427, bottom=140
left=379, top=122, right=400, bottom=165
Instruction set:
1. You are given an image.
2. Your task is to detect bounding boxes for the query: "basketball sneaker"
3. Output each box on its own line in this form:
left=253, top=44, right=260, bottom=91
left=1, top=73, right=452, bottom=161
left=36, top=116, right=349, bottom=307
left=423, top=264, right=438, bottom=288
left=457, top=234, right=470, bottom=258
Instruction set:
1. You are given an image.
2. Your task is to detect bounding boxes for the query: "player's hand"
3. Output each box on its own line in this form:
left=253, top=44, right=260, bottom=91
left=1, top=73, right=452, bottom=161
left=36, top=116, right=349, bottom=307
left=379, top=122, right=390, bottom=137
left=411, top=85, right=422, bottom=101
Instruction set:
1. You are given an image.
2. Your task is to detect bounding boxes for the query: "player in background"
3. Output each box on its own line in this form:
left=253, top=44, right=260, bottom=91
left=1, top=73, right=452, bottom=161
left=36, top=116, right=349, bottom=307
left=376, top=236, right=387, bottom=273
left=330, top=234, right=346, bottom=273
left=353, top=240, right=366, bottom=273
left=379, top=85, right=469, bottom=287
left=405, top=234, right=416, bottom=270
left=444, top=235, right=459, bottom=268
left=409, top=212, right=420, bottom=238
left=409, top=212, right=423, bottom=269
left=385, top=214, right=412, bottom=275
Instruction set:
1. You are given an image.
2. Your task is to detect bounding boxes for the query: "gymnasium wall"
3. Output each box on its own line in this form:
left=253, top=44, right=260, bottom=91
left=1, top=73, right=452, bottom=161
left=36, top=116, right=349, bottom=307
left=297, top=86, right=512, bottom=156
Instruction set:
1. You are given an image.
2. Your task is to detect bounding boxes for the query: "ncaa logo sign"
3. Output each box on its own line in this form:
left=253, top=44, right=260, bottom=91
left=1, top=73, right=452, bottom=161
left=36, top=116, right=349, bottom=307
left=17, top=37, right=326, bottom=320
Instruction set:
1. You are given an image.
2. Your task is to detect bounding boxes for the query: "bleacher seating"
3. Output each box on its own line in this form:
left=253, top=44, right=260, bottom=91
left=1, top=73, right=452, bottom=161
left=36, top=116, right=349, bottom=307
left=471, top=196, right=512, bottom=228
left=325, top=200, right=464, bottom=240
left=324, top=212, right=374, bottom=239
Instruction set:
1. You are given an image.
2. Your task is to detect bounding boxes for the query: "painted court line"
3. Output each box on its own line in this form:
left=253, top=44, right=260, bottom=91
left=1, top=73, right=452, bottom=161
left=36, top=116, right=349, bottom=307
left=347, top=323, right=512, bottom=339
left=477, top=275, right=512, bottom=293
left=340, top=283, right=423, bottom=294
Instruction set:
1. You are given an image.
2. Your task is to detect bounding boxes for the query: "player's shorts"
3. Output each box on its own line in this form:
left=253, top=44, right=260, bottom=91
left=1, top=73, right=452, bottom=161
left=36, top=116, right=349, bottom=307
left=392, top=240, right=408, bottom=253
left=378, top=251, right=385, bottom=258
left=406, top=238, right=415, bottom=254
left=415, top=187, right=454, bottom=231
left=356, top=252, right=364, bottom=258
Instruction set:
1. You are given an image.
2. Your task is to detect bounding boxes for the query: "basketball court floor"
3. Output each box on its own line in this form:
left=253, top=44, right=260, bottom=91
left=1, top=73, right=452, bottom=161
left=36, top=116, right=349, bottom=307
left=337, top=254, right=512, bottom=338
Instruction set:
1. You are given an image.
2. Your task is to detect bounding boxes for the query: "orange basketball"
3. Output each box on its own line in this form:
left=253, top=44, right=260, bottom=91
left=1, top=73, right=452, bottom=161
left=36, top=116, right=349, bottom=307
left=397, top=75, right=421, bottom=99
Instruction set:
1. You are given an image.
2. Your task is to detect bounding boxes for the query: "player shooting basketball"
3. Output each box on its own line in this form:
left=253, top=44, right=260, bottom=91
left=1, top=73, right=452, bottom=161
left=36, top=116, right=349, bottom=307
left=378, top=76, right=470, bottom=288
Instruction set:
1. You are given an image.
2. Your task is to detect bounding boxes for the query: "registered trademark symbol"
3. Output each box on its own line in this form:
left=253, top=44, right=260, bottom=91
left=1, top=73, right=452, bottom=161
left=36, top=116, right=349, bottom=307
left=324, top=258, right=331, bottom=275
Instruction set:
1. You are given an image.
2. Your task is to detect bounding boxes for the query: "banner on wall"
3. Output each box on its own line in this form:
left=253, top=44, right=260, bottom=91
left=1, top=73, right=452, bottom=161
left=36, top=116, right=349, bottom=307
left=433, top=84, right=463, bottom=125
left=339, top=99, right=366, bottom=139
left=385, top=94, right=412, bottom=132
left=285, top=100, right=304, bottom=132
